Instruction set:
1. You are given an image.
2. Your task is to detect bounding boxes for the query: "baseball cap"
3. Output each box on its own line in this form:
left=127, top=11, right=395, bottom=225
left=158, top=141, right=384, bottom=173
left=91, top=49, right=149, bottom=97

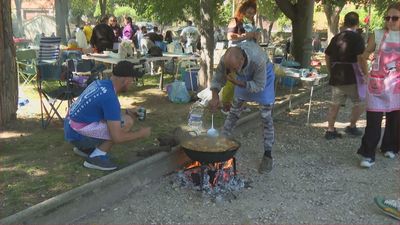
left=112, top=61, right=139, bottom=78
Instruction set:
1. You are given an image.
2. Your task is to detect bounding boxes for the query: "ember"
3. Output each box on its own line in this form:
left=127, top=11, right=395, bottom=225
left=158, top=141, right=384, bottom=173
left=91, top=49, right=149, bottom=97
left=176, top=157, right=246, bottom=197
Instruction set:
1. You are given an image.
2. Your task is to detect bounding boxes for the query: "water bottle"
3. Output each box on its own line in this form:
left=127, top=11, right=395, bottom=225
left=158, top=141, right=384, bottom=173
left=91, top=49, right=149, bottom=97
left=136, top=107, right=146, bottom=121
left=188, top=101, right=204, bottom=135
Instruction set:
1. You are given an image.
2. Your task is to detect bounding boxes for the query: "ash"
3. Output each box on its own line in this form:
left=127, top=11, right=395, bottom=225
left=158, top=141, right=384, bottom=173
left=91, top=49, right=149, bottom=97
left=175, top=167, right=247, bottom=201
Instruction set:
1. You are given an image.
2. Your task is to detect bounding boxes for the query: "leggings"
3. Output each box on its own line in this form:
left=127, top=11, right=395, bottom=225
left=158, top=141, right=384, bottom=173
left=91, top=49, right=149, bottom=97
left=357, top=110, right=400, bottom=160
left=222, top=98, right=274, bottom=153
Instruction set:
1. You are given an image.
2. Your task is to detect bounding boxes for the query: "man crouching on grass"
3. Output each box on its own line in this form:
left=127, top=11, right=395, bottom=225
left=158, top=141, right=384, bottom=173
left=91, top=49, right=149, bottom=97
left=64, top=61, right=151, bottom=171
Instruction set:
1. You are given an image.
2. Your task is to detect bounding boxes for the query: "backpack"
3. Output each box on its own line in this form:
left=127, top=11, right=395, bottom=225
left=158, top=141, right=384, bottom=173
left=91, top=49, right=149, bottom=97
left=148, top=46, right=163, bottom=57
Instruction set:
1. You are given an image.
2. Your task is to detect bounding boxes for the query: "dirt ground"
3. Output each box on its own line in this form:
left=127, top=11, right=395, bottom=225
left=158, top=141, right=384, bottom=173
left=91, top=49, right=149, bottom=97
left=75, top=88, right=399, bottom=224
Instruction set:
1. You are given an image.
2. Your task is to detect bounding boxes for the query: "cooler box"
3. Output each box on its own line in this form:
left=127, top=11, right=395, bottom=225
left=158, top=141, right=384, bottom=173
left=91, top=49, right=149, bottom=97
left=184, top=69, right=199, bottom=91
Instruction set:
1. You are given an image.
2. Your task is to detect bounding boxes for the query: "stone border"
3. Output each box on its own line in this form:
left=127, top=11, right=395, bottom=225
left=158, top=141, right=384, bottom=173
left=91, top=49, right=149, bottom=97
left=0, top=85, right=324, bottom=224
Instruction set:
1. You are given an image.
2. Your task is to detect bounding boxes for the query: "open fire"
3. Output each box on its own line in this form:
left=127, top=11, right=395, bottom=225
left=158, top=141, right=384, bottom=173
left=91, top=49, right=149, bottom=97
left=176, top=157, right=246, bottom=197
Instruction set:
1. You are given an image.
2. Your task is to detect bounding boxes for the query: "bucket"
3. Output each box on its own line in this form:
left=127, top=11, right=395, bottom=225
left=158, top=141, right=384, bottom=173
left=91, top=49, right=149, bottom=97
left=273, top=57, right=284, bottom=64
left=282, top=77, right=298, bottom=88
left=184, top=69, right=199, bottom=91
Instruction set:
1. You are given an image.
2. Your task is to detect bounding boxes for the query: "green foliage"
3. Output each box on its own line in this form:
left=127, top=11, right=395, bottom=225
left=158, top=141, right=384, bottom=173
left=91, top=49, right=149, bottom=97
left=340, top=3, right=392, bottom=32
left=113, top=6, right=138, bottom=20
left=277, top=15, right=291, bottom=31
left=93, top=0, right=114, bottom=18
left=127, top=0, right=192, bottom=25
left=70, top=0, right=96, bottom=18
left=258, top=0, right=282, bottom=21
left=214, top=1, right=233, bottom=26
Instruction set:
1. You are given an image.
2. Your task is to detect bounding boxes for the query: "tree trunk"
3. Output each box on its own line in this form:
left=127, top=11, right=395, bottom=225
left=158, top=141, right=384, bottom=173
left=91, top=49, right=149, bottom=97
left=267, top=21, right=274, bottom=44
left=0, top=1, right=18, bottom=127
left=276, top=0, right=314, bottom=68
left=55, top=0, right=67, bottom=43
left=323, top=3, right=342, bottom=42
left=14, top=0, right=23, bottom=37
left=99, top=0, right=107, bottom=18
left=198, top=0, right=214, bottom=89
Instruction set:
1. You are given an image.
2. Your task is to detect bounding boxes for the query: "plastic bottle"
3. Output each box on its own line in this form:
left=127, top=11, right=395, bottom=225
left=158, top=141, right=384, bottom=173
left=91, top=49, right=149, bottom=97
left=188, top=101, right=204, bottom=135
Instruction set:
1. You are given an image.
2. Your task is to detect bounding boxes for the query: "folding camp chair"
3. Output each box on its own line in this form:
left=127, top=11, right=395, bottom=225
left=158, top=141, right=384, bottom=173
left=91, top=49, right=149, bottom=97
left=38, top=37, right=62, bottom=64
left=16, top=49, right=37, bottom=87
left=36, top=62, right=84, bottom=128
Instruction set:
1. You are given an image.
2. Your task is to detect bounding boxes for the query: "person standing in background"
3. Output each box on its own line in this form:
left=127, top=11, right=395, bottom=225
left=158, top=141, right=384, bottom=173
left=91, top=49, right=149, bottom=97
left=108, top=15, right=122, bottom=43
left=180, top=20, right=200, bottom=53
left=221, top=0, right=259, bottom=115
left=122, top=17, right=137, bottom=41
left=324, top=12, right=366, bottom=140
left=226, top=0, right=259, bottom=46
left=164, top=30, right=173, bottom=44
left=90, top=16, right=114, bottom=53
left=82, top=17, right=93, bottom=44
left=357, top=2, right=400, bottom=168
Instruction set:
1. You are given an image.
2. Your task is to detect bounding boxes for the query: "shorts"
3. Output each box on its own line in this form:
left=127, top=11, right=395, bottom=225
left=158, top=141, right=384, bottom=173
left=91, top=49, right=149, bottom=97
left=331, top=84, right=362, bottom=105
left=71, top=136, right=105, bottom=149
left=70, top=117, right=126, bottom=149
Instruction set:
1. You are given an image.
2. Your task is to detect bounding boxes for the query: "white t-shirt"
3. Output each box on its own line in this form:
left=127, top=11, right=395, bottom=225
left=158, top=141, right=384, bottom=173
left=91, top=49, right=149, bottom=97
left=180, top=26, right=199, bottom=47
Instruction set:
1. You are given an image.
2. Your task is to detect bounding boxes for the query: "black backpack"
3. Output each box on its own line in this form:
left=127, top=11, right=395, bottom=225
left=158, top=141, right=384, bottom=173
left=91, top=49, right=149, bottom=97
left=148, top=46, right=163, bottom=57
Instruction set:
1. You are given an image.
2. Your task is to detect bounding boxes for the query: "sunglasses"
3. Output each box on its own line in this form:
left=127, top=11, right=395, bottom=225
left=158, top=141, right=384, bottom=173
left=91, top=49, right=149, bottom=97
left=384, top=16, right=399, bottom=22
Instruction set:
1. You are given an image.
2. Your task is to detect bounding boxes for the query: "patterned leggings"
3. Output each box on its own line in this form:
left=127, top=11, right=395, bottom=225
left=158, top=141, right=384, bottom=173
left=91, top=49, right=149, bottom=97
left=222, top=98, right=275, bottom=152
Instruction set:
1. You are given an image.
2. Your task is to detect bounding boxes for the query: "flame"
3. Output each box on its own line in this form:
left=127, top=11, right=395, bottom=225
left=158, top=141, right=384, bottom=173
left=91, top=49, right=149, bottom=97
left=222, top=158, right=234, bottom=169
left=185, top=158, right=234, bottom=170
left=182, top=158, right=236, bottom=187
left=185, top=161, right=201, bottom=169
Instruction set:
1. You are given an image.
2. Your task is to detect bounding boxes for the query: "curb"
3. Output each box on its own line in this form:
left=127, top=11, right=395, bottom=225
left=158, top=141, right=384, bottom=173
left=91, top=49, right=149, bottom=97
left=0, top=84, right=325, bottom=224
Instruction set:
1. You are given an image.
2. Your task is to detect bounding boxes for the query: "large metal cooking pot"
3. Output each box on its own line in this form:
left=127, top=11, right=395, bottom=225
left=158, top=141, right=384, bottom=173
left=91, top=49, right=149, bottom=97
left=181, top=136, right=240, bottom=164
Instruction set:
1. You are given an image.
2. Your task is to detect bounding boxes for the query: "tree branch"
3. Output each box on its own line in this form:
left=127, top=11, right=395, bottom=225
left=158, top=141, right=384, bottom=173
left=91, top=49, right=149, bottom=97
left=274, top=0, right=296, bottom=21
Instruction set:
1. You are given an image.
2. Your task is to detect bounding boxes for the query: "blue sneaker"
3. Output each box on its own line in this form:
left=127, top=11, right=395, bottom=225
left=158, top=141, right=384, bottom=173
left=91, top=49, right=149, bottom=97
left=83, top=155, right=118, bottom=171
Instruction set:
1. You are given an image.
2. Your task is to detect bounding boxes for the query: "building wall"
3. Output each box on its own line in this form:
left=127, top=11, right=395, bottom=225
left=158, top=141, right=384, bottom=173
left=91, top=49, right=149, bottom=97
left=11, top=0, right=55, bottom=20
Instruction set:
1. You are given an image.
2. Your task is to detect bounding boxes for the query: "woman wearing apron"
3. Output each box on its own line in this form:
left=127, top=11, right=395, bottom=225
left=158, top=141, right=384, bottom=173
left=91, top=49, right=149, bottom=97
left=357, top=3, right=400, bottom=168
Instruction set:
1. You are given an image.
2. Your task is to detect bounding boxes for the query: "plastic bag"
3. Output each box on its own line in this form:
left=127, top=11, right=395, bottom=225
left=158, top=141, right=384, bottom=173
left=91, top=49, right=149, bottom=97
left=197, top=87, right=212, bottom=106
left=76, top=30, right=88, bottom=49
left=118, top=40, right=133, bottom=58
left=168, top=80, right=191, bottom=104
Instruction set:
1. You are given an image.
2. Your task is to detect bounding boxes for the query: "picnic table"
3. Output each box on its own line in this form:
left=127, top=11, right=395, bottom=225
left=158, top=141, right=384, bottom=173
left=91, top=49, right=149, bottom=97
left=82, top=52, right=199, bottom=90
left=281, top=66, right=328, bottom=124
